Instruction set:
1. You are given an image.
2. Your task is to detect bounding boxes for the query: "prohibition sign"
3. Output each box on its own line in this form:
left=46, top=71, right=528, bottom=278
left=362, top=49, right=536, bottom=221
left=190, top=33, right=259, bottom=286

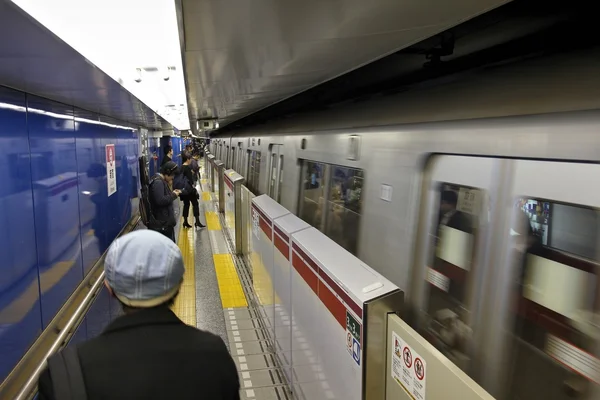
left=403, top=346, right=412, bottom=368
left=414, top=358, right=425, bottom=380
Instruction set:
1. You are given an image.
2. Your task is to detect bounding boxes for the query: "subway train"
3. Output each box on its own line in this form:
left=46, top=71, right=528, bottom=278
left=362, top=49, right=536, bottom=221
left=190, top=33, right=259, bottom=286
left=209, top=47, right=600, bottom=399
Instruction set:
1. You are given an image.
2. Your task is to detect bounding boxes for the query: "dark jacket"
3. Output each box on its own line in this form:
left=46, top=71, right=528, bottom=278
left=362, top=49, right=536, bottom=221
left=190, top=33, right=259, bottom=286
left=160, top=155, right=172, bottom=167
left=38, top=307, right=240, bottom=400
left=180, top=165, right=196, bottom=200
left=149, top=175, right=178, bottom=227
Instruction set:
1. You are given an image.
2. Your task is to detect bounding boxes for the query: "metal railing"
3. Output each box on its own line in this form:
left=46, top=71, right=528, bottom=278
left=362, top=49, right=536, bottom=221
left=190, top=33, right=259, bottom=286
left=0, top=215, right=141, bottom=400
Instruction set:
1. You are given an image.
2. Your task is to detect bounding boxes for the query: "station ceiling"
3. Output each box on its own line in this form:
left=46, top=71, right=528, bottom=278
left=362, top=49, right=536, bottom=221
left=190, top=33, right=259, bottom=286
left=179, top=0, right=512, bottom=132
left=0, top=1, right=173, bottom=131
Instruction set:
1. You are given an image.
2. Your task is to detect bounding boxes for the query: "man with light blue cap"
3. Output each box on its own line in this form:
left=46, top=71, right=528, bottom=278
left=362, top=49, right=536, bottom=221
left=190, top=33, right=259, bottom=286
left=39, top=230, right=240, bottom=400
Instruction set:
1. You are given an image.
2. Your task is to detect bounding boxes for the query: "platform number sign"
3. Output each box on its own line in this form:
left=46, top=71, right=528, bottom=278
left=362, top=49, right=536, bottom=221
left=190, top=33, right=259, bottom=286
left=346, top=311, right=361, bottom=366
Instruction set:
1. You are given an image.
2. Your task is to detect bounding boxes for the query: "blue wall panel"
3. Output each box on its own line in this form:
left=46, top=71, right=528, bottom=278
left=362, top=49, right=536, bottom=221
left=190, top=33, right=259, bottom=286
left=0, top=88, right=143, bottom=383
left=0, top=87, right=42, bottom=382
left=26, top=96, right=85, bottom=328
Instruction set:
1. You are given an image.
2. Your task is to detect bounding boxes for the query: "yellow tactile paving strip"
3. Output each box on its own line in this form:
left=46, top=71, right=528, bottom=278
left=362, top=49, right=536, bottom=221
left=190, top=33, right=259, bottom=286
left=213, top=254, right=248, bottom=308
left=171, top=219, right=196, bottom=327
left=205, top=211, right=222, bottom=230
left=199, top=167, right=249, bottom=309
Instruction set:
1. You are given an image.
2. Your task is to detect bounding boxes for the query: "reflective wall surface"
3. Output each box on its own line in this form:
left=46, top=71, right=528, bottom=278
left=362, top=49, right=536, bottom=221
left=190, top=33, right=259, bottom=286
left=0, top=86, right=140, bottom=382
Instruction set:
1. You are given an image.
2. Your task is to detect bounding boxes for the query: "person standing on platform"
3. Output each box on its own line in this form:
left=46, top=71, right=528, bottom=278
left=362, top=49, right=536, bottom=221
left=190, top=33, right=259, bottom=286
left=148, top=161, right=181, bottom=242
left=38, top=230, right=240, bottom=400
left=180, top=154, right=205, bottom=229
left=161, top=145, right=173, bottom=167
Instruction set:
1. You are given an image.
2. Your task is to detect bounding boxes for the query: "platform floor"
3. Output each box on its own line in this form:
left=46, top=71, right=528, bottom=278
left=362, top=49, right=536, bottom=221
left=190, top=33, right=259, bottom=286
left=170, top=166, right=291, bottom=400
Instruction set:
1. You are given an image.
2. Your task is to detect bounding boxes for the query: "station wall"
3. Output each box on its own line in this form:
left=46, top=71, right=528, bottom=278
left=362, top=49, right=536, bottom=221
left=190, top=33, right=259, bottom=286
left=0, top=85, right=140, bottom=382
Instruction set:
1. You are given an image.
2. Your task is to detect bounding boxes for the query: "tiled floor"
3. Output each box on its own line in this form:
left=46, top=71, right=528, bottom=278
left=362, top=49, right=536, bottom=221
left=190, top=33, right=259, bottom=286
left=171, top=167, right=292, bottom=400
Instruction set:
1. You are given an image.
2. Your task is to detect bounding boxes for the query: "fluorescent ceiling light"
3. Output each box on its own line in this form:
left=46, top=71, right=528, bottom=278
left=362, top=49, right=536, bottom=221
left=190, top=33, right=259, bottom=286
left=11, top=0, right=190, bottom=130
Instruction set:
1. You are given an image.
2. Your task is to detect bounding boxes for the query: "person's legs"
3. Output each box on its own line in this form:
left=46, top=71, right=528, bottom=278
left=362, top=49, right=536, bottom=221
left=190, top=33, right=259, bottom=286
left=191, top=196, right=205, bottom=228
left=182, top=198, right=192, bottom=228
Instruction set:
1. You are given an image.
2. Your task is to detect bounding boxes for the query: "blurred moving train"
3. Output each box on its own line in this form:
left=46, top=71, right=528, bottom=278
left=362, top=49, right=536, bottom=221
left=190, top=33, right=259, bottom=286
left=209, top=47, right=600, bottom=399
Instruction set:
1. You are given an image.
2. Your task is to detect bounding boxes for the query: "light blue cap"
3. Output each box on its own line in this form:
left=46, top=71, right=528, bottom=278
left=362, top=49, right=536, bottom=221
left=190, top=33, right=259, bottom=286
left=104, top=230, right=184, bottom=307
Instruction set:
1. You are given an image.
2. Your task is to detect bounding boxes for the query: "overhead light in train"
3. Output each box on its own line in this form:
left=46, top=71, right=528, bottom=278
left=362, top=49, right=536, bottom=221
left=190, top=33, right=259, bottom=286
left=215, top=121, right=220, bottom=129
left=81, top=191, right=91, bottom=196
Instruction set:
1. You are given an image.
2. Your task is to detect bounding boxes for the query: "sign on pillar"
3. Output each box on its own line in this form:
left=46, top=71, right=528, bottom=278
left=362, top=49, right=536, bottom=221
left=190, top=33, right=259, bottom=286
left=106, top=144, right=117, bottom=196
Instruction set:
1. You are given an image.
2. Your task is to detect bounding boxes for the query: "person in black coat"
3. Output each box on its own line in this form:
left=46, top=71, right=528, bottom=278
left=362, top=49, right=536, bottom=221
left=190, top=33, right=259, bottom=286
left=160, top=145, right=173, bottom=167
left=180, top=154, right=205, bottom=229
left=149, top=161, right=181, bottom=242
left=38, top=230, right=240, bottom=400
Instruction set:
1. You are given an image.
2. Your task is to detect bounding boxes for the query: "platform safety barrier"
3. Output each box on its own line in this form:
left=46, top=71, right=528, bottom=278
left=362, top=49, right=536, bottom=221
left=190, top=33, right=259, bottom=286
left=210, top=163, right=497, bottom=400
left=223, top=169, right=244, bottom=254
left=250, top=194, right=403, bottom=400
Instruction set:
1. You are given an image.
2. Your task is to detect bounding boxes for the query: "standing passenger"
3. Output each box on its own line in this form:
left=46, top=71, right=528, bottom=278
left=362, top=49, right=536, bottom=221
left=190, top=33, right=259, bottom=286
left=161, top=145, right=173, bottom=167
left=38, top=230, right=240, bottom=400
left=148, top=161, right=181, bottom=242
left=180, top=154, right=205, bottom=229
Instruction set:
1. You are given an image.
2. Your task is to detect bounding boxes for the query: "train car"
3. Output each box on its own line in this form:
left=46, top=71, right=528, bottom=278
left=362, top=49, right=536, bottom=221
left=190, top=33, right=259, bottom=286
left=211, top=46, right=600, bottom=399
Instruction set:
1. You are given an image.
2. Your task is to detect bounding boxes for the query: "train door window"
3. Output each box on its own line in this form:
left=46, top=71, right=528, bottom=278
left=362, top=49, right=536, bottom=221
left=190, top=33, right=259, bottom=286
left=269, top=152, right=277, bottom=198
left=501, top=160, right=600, bottom=400
left=268, top=144, right=283, bottom=202
left=238, top=146, right=243, bottom=172
left=277, top=155, right=283, bottom=203
left=246, top=150, right=251, bottom=184
left=247, top=150, right=261, bottom=194
left=298, top=160, right=329, bottom=231
left=324, top=166, right=364, bottom=255
left=415, top=156, right=497, bottom=374
left=231, top=147, right=236, bottom=171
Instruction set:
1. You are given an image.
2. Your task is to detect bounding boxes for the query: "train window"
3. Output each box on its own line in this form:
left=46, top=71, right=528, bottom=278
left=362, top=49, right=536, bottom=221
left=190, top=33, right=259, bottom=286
left=269, top=152, right=277, bottom=198
left=298, top=160, right=364, bottom=255
left=412, top=155, right=498, bottom=378
left=247, top=150, right=261, bottom=194
left=278, top=155, right=283, bottom=203
left=506, top=198, right=600, bottom=399
left=231, top=146, right=236, bottom=171
left=421, top=182, right=484, bottom=369
left=268, top=145, right=283, bottom=202
left=298, top=161, right=328, bottom=231
left=324, top=166, right=363, bottom=254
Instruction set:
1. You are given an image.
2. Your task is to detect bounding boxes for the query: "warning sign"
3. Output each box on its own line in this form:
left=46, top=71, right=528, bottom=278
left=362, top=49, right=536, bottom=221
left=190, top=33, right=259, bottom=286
left=346, top=311, right=361, bottom=366
left=105, top=144, right=117, bottom=197
left=392, top=332, right=426, bottom=399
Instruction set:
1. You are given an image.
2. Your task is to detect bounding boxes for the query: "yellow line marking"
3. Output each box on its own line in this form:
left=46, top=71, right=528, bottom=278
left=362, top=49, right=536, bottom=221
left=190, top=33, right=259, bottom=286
left=213, top=254, right=248, bottom=308
left=205, top=211, right=222, bottom=231
left=202, top=191, right=211, bottom=202
left=171, top=220, right=196, bottom=327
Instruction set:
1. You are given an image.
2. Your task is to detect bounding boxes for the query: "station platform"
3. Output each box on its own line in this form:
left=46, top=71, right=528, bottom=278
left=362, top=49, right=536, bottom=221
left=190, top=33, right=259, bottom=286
left=170, top=165, right=291, bottom=400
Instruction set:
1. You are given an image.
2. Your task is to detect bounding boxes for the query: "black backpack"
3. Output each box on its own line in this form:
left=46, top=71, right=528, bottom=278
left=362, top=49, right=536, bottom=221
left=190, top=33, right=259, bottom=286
left=47, top=346, right=87, bottom=400
left=140, top=174, right=171, bottom=233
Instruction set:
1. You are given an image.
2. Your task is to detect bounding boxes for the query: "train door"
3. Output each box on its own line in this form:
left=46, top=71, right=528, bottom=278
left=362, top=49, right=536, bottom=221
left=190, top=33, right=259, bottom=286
left=411, top=155, right=504, bottom=378
left=268, top=144, right=283, bottom=202
left=486, top=160, right=600, bottom=400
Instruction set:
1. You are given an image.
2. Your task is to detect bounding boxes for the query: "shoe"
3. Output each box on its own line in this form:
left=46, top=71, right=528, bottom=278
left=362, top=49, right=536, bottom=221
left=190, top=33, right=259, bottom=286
left=183, top=221, right=192, bottom=229
left=195, top=221, right=205, bottom=228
